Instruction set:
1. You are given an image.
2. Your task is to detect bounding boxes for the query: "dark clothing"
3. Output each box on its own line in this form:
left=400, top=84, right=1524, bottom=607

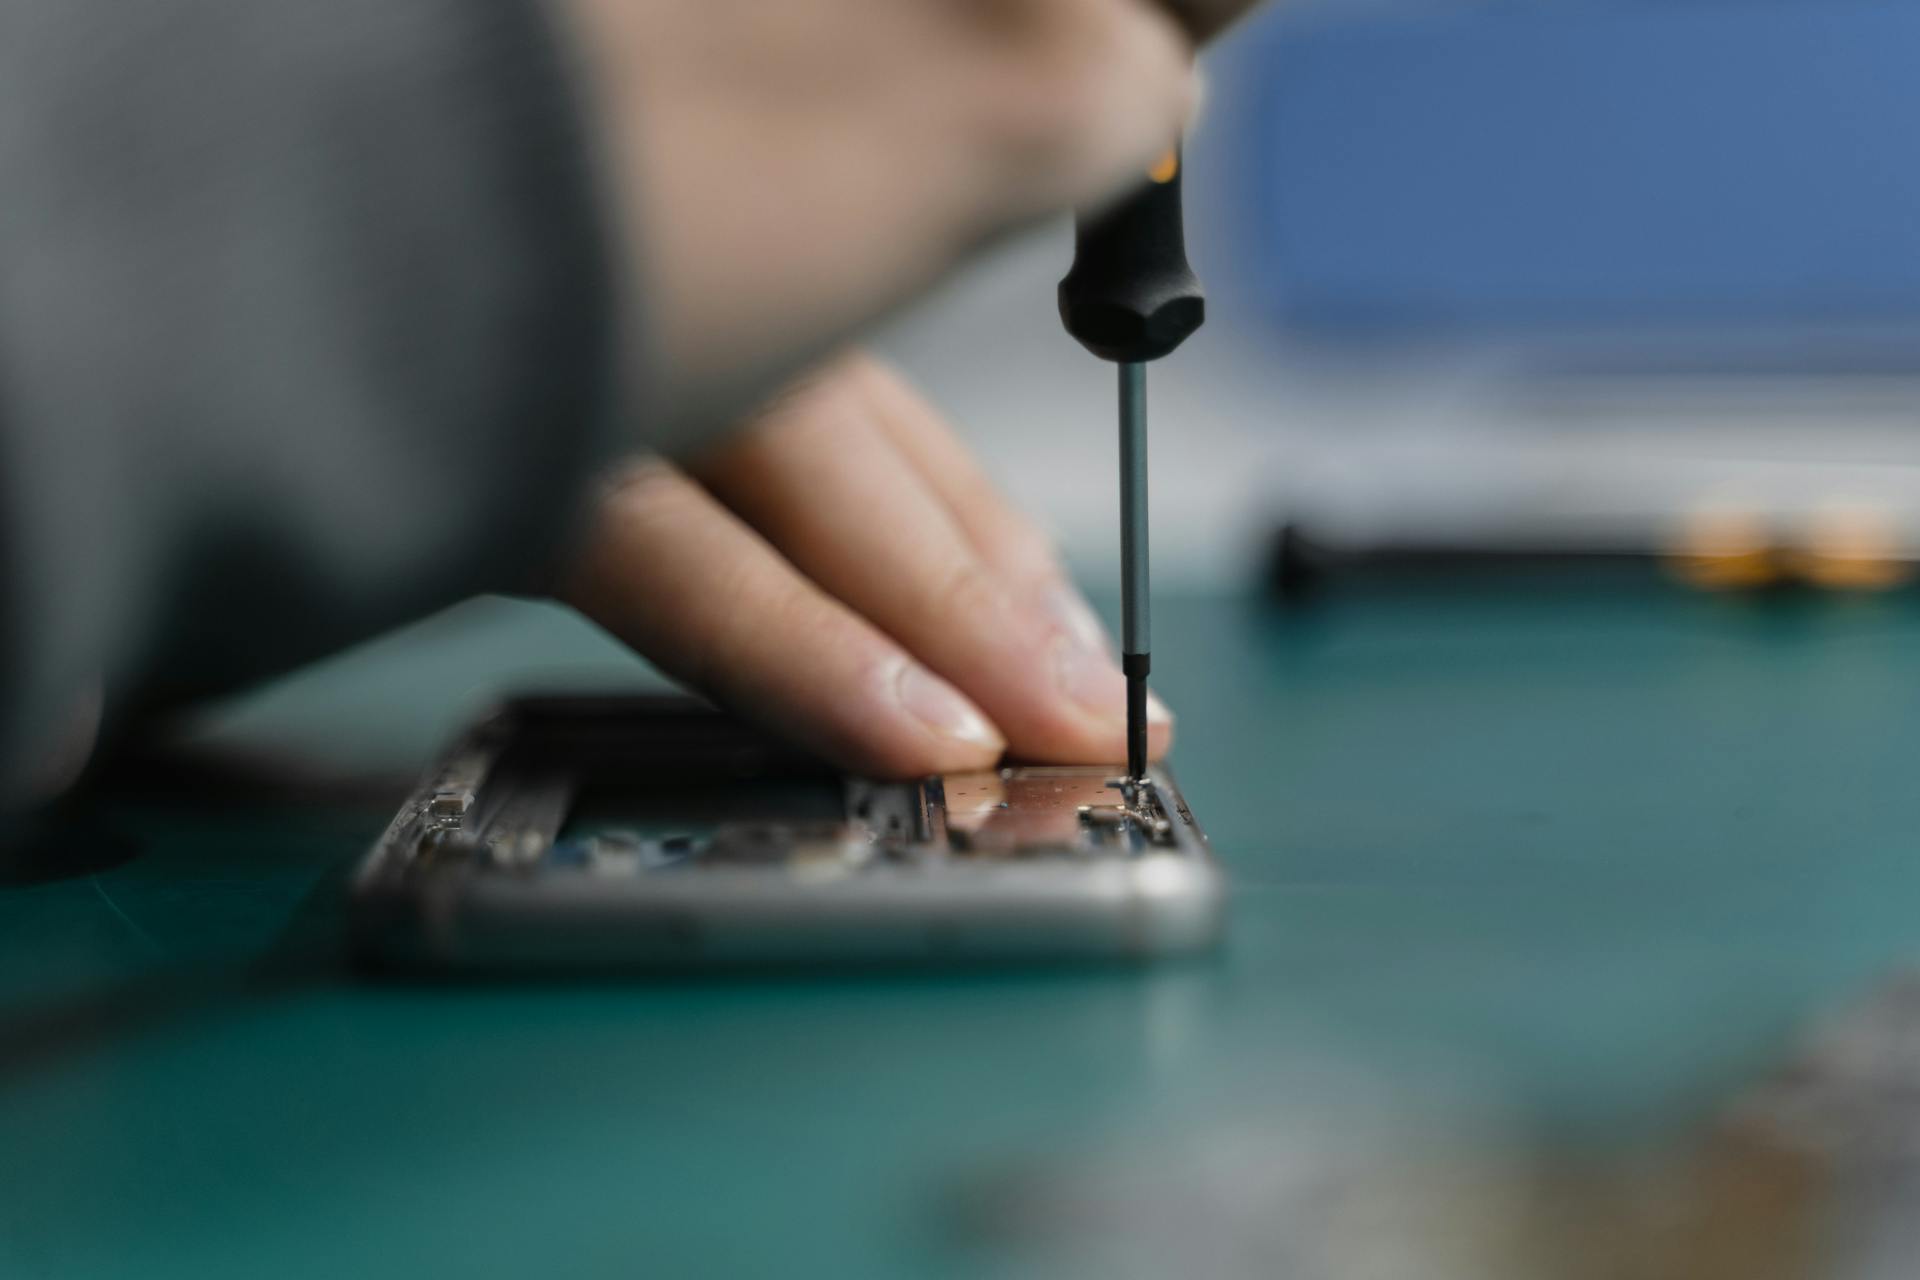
left=0, top=0, right=625, bottom=795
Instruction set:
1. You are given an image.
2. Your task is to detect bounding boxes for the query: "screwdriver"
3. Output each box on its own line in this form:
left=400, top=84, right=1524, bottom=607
left=1058, top=148, right=1205, bottom=781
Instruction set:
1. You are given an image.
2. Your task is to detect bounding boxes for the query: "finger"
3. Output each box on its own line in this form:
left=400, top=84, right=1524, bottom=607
left=851, top=355, right=1058, bottom=582
left=849, top=354, right=1118, bottom=657
left=857, top=355, right=1174, bottom=744
left=561, top=460, right=1004, bottom=779
left=689, top=375, right=1172, bottom=765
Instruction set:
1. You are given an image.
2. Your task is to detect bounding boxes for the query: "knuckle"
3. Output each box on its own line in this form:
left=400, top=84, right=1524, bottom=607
left=1000, top=513, right=1064, bottom=577
left=705, top=561, right=806, bottom=665
left=924, top=556, right=1005, bottom=625
left=602, top=456, right=682, bottom=508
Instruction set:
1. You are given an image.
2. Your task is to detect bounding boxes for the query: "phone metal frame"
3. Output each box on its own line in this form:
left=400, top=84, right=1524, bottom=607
left=350, top=696, right=1225, bottom=972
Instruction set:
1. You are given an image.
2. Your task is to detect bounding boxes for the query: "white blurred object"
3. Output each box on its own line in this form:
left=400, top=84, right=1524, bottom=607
left=876, top=227, right=1920, bottom=589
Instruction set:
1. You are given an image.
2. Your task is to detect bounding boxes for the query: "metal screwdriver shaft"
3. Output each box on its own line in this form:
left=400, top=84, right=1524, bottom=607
left=1118, top=362, right=1150, bottom=781
left=1058, top=148, right=1203, bottom=780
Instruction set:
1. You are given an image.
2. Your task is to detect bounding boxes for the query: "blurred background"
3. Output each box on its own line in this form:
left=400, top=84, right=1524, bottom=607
left=187, top=0, right=1920, bottom=776
left=30, top=7, right=1920, bottom=1276
left=879, top=0, right=1920, bottom=593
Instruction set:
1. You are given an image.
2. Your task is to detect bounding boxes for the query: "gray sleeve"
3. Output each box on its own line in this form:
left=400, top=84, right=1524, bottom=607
left=0, top=0, right=627, bottom=797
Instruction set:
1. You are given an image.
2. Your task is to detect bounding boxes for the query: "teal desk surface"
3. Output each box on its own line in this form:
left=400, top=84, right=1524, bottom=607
left=6, top=584, right=1920, bottom=1277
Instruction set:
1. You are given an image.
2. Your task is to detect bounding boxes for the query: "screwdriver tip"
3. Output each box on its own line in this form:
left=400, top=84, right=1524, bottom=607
left=1124, top=665, right=1149, bottom=781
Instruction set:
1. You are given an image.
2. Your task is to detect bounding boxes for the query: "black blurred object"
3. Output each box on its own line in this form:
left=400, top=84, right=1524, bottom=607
left=1059, top=154, right=1204, bottom=364
left=1159, top=0, right=1264, bottom=43
left=0, top=803, right=140, bottom=887
left=1266, top=522, right=1920, bottom=600
left=1267, top=525, right=1658, bottom=599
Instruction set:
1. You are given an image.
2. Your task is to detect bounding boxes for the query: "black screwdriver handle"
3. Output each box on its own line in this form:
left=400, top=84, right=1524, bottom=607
left=1058, top=150, right=1206, bottom=364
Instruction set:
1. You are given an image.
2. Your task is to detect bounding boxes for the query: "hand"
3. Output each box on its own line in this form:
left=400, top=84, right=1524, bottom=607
left=561, top=353, right=1173, bottom=777
left=560, top=0, right=1200, bottom=438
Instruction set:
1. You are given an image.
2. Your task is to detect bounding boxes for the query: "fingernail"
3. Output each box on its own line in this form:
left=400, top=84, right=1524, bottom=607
left=1052, top=634, right=1129, bottom=720
left=894, top=661, right=1002, bottom=749
left=1146, top=689, right=1174, bottom=728
left=1040, top=584, right=1113, bottom=656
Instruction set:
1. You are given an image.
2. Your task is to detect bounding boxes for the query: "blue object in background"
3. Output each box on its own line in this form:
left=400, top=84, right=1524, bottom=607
left=1222, top=2, right=1920, bottom=342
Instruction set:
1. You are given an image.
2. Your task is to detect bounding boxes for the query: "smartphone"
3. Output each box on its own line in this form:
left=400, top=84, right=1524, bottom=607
left=350, top=695, right=1224, bottom=972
